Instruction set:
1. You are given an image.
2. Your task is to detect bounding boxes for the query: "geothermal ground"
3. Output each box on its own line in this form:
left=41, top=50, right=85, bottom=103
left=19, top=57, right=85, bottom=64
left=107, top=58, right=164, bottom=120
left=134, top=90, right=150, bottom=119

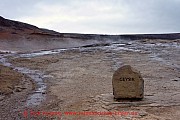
left=0, top=38, right=180, bottom=120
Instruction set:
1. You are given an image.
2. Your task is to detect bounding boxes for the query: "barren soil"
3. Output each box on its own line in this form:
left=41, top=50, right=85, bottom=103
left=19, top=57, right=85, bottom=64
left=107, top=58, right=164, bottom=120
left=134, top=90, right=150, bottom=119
left=0, top=39, right=180, bottom=120
left=0, top=64, right=35, bottom=119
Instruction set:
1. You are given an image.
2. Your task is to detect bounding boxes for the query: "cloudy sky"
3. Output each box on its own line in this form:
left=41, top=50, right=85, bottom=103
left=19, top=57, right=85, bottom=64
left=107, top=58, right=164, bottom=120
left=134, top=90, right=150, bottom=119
left=0, top=0, right=180, bottom=34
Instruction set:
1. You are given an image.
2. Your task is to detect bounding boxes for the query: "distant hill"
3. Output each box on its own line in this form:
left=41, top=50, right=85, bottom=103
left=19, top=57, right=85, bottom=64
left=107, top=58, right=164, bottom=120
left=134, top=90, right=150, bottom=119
left=0, top=16, right=61, bottom=40
left=0, top=16, right=180, bottom=40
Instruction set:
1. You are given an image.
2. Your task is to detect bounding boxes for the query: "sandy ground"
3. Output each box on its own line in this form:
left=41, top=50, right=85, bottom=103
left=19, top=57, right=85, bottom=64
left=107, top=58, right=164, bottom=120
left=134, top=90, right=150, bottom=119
left=0, top=65, right=35, bottom=120
left=0, top=64, right=24, bottom=95
left=0, top=39, right=180, bottom=120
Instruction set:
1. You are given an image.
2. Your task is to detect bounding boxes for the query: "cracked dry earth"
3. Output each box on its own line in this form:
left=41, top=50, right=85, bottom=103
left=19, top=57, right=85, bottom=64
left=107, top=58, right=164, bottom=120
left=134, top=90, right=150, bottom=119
left=1, top=39, right=180, bottom=120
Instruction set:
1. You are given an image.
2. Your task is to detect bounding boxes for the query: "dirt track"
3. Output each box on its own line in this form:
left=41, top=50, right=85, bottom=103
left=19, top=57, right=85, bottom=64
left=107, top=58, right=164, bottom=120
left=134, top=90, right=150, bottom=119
left=0, top=39, right=180, bottom=119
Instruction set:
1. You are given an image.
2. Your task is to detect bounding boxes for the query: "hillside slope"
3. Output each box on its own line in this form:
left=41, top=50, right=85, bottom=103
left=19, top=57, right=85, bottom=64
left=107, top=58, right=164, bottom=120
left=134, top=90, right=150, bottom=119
left=0, top=16, right=60, bottom=40
left=1, top=16, right=180, bottom=41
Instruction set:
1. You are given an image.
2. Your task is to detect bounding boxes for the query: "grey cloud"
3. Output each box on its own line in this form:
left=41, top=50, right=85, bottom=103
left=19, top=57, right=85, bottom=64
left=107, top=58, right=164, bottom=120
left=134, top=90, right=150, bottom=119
left=0, top=0, right=40, bottom=19
left=0, top=0, right=180, bottom=34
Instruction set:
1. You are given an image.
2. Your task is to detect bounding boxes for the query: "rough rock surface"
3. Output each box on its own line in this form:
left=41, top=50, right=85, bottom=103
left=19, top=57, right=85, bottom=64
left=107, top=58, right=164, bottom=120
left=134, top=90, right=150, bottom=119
left=112, top=65, right=144, bottom=99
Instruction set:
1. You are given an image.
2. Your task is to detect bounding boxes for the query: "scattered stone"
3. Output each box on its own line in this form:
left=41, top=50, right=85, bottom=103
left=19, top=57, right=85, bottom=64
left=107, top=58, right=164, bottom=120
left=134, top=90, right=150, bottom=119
left=139, top=111, right=148, bottom=117
left=88, top=95, right=94, bottom=98
left=82, top=107, right=91, bottom=111
left=101, top=105, right=113, bottom=110
left=112, top=65, right=144, bottom=99
left=14, top=86, right=26, bottom=92
left=172, top=79, right=179, bottom=81
left=15, top=88, right=22, bottom=92
left=0, top=95, right=5, bottom=101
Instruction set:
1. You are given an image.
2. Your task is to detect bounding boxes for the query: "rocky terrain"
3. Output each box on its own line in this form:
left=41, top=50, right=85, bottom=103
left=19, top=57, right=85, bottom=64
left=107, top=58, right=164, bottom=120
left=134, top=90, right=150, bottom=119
left=1, top=16, right=180, bottom=52
left=0, top=16, right=180, bottom=120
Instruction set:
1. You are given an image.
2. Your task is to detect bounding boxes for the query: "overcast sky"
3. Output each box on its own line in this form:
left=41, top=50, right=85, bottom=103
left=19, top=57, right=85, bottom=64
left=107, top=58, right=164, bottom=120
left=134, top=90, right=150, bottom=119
left=0, top=0, right=180, bottom=34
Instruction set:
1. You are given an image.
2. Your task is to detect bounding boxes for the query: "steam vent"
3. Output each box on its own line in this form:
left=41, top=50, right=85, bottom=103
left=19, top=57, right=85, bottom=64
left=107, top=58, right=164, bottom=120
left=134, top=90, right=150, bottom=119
left=112, top=65, right=144, bottom=99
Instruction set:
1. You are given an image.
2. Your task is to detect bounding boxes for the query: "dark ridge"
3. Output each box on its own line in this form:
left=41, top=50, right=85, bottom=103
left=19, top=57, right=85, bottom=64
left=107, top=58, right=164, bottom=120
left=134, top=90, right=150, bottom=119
left=0, top=16, right=180, bottom=40
left=59, top=33, right=180, bottom=40
left=60, top=33, right=121, bottom=40
left=0, top=16, right=38, bottom=30
left=81, top=43, right=110, bottom=48
left=0, top=16, right=60, bottom=35
left=120, top=33, right=180, bottom=40
left=40, top=28, right=61, bottom=35
left=30, top=32, right=62, bottom=37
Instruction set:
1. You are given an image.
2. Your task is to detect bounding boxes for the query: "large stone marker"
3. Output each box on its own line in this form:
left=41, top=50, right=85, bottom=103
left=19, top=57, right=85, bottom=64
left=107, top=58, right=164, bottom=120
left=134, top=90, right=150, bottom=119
left=112, top=65, right=144, bottom=99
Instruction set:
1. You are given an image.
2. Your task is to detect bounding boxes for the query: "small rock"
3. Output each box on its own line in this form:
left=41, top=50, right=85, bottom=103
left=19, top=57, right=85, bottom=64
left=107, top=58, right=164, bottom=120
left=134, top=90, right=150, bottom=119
left=82, top=107, right=90, bottom=111
left=89, top=95, right=94, bottom=98
left=0, top=95, right=5, bottom=101
left=172, top=79, right=179, bottom=81
left=139, top=111, right=148, bottom=117
left=15, top=86, right=26, bottom=89
left=15, top=88, right=22, bottom=92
